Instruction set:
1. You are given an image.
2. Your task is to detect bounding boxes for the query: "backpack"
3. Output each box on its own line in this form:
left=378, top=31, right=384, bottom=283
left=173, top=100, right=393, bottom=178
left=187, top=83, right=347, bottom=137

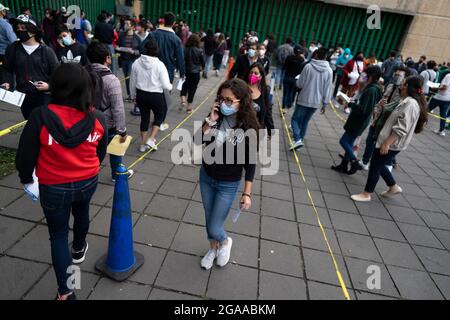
left=86, top=65, right=113, bottom=112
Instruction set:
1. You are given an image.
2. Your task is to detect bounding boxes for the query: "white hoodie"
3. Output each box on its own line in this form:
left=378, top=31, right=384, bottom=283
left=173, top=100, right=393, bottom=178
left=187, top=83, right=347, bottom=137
left=130, top=55, right=173, bottom=98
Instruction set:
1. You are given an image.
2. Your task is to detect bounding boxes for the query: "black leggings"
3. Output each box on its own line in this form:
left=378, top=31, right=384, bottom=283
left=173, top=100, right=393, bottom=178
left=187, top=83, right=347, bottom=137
left=180, top=72, right=201, bottom=104
left=136, top=89, right=166, bottom=131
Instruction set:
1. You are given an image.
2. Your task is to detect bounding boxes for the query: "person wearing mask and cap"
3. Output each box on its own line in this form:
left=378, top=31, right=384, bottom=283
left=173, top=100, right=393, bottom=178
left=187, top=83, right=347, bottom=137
left=339, top=51, right=366, bottom=114
left=1, top=14, right=59, bottom=119
left=229, top=42, right=260, bottom=80
left=55, top=26, right=89, bottom=66
left=0, top=3, right=17, bottom=84
left=333, top=48, right=352, bottom=99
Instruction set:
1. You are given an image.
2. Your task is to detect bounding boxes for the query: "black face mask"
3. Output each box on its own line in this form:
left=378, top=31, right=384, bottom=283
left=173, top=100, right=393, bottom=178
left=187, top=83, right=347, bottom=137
left=17, top=30, right=32, bottom=42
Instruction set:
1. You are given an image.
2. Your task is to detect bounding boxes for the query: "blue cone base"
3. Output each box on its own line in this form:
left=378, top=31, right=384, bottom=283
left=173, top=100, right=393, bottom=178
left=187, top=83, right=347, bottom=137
left=96, top=251, right=144, bottom=282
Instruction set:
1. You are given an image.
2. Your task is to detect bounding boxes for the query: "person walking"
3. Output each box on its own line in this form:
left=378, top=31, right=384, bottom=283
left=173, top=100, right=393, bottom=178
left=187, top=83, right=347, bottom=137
left=213, top=34, right=227, bottom=77
left=180, top=34, right=205, bottom=114
left=0, top=4, right=16, bottom=83
left=199, top=79, right=259, bottom=270
left=229, top=42, right=260, bottom=80
left=201, top=29, right=217, bottom=79
left=331, top=65, right=383, bottom=174
left=339, top=52, right=366, bottom=114
left=130, top=38, right=173, bottom=152
left=351, top=76, right=428, bottom=202
left=15, top=63, right=108, bottom=300
left=274, top=38, right=294, bottom=89
left=290, top=47, right=333, bottom=150
left=282, top=45, right=305, bottom=112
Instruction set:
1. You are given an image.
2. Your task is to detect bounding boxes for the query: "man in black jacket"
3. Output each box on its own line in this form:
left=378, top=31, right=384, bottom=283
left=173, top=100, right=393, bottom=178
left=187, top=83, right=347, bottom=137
left=55, top=26, right=89, bottom=66
left=94, top=13, right=115, bottom=73
left=229, top=42, right=260, bottom=80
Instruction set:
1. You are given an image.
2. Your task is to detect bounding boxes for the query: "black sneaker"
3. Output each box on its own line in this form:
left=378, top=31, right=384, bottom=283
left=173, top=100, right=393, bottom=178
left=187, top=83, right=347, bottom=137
left=72, top=242, right=88, bottom=264
left=55, top=292, right=77, bottom=300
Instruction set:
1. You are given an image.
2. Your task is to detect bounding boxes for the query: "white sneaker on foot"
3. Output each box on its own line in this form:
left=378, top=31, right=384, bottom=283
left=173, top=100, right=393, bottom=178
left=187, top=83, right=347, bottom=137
left=344, top=108, right=351, bottom=114
left=216, top=237, right=233, bottom=267
left=381, top=185, right=403, bottom=197
left=359, top=160, right=369, bottom=171
left=200, top=249, right=217, bottom=270
left=146, top=138, right=158, bottom=151
left=351, top=194, right=371, bottom=202
left=290, top=140, right=304, bottom=151
left=160, top=123, right=169, bottom=131
left=386, top=165, right=393, bottom=172
left=139, top=145, right=150, bottom=153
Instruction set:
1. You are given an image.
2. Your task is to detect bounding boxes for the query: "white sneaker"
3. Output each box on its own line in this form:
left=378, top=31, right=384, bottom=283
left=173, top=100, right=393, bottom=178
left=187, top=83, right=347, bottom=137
left=359, top=160, right=369, bottom=171
left=146, top=138, right=158, bottom=151
left=160, top=123, right=169, bottom=131
left=344, top=108, right=351, bottom=114
left=216, top=70, right=219, bottom=77
left=290, top=140, right=304, bottom=151
left=139, top=145, right=150, bottom=153
left=200, top=249, right=217, bottom=270
left=381, top=185, right=403, bottom=197
left=440, top=131, right=446, bottom=137
left=386, top=165, right=393, bottom=172
left=216, top=237, right=233, bottom=267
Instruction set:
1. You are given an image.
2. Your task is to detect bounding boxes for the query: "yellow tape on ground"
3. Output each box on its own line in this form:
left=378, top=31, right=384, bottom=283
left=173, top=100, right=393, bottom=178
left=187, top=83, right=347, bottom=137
left=0, top=120, right=27, bottom=138
left=428, top=112, right=450, bottom=123
left=329, top=101, right=347, bottom=123
left=127, top=82, right=220, bottom=170
left=276, top=94, right=351, bottom=300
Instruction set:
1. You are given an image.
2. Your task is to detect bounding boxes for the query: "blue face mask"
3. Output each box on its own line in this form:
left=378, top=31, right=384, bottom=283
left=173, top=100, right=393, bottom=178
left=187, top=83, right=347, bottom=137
left=63, top=36, right=72, bottom=46
left=247, top=49, right=256, bottom=58
left=220, top=103, right=237, bottom=116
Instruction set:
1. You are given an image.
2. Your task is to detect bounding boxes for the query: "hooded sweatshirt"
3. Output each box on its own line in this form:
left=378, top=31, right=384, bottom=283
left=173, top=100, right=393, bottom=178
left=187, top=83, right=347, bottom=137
left=16, top=104, right=108, bottom=185
left=335, top=48, right=352, bottom=75
left=296, top=59, right=333, bottom=109
left=130, top=55, right=173, bottom=97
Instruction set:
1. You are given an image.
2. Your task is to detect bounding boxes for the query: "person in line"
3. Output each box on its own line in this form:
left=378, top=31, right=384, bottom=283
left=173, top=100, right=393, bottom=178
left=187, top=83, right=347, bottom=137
left=41, top=8, right=57, bottom=50
left=329, top=47, right=340, bottom=82
left=338, top=51, right=366, bottom=114
left=199, top=79, right=259, bottom=270
left=420, top=60, right=437, bottom=98
left=282, top=45, right=306, bottom=113
left=415, top=55, right=427, bottom=74
left=116, top=19, right=140, bottom=102
left=0, top=4, right=16, bottom=84
left=274, top=38, right=294, bottom=89
left=73, top=10, right=90, bottom=48
left=221, top=33, right=232, bottom=68
left=351, top=76, right=428, bottom=202
left=135, top=21, right=149, bottom=43
left=201, top=29, right=217, bottom=79
left=257, top=43, right=270, bottom=76
left=130, top=38, right=172, bottom=152
left=332, top=48, right=352, bottom=99
left=382, top=51, right=401, bottom=85
left=428, top=71, right=450, bottom=136
left=86, top=41, right=132, bottom=180
left=360, top=66, right=410, bottom=171
left=290, top=47, right=333, bottom=150
left=2, top=15, right=59, bottom=119
left=180, top=34, right=205, bottom=114
left=213, top=34, right=227, bottom=77
left=229, top=41, right=260, bottom=80
left=263, top=33, right=276, bottom=60
left=94, top=13, right=115, bottom=73
left=245, top=62, right=274, bottom=137
left=16, top=63, right=108, bottom=300
left=331, top=65, right=383, bottom=174
left=55, top=26, right=89, bottom=66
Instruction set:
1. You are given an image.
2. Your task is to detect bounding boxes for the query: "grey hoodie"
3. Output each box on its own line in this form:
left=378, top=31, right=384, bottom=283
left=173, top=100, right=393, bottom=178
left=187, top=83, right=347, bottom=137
left=296, top=59, right=333, bottom=109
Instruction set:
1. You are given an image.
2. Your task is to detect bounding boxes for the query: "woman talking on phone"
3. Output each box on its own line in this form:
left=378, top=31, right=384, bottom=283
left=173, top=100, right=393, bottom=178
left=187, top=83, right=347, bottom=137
left=199, top=78, right=260, bottom=270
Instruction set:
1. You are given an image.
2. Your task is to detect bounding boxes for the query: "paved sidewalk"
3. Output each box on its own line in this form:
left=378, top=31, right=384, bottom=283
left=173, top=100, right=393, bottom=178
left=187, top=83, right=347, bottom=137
left=1, top=69, right=450, bottom=300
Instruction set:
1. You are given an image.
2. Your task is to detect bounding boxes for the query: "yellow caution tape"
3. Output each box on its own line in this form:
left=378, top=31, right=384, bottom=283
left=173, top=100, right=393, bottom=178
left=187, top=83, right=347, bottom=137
left=428, top=112, right=450, bottom=123
left=276, top=94, right=351, bottom=300
left=329, top=101, right=347, bottom=123
left=0, top=120, right=27, bottom=138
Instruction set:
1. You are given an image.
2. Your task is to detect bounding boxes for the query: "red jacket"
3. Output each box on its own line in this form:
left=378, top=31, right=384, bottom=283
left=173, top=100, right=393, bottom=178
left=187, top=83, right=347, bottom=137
left=16, top=104, right=108, bottom=185
left=341, top=59, right=367, bottom=88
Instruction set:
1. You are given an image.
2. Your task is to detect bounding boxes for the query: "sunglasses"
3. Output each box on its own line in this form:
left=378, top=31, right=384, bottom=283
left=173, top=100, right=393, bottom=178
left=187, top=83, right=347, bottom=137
left=216, top=95, right=240, bottom=106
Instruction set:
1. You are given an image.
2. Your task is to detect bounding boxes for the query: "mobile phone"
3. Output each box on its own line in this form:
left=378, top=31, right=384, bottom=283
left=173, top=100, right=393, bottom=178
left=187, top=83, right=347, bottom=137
left=29, top=80, right=38, bottom=87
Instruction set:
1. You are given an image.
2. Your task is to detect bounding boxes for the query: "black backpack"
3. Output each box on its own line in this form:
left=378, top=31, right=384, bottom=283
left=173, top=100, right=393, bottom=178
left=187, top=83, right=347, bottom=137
left=86, top=65, right=113, bottom=112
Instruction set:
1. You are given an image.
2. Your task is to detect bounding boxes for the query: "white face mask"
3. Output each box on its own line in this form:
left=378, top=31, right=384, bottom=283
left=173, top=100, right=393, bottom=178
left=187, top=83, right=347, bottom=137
left=259, top=49, right=266, bottom=56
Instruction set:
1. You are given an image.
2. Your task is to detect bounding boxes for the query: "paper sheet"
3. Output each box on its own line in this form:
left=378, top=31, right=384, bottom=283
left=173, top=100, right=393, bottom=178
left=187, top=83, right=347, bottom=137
left=107, top=135, right=133, bottom=156
left=24, top=170, right=39, bottom=201
left=176, top=79, right=185, bottom=91
left=337, top=91, right=351, bottom=103
left=0, top=88, right=26, bottom=107
left=427, top=81, right=440, bottom=89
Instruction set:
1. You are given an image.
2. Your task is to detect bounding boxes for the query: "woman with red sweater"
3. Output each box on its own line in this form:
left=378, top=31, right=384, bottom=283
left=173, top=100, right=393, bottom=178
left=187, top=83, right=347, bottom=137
left=16, top=63, right=108, bottom=300
left=338, top=52, right=366, bottom=114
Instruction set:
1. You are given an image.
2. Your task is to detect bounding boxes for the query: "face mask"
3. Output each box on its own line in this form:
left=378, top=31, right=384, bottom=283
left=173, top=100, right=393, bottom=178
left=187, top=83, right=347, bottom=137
left=17, top=30, right=31, bottom=42
left=220, top=103, right=237, bottom=116
left=62, top=36, right=72, bottom=46
left=247, top=49, right=256, bottom=58
left=393, top=73, right=405, bottom=86
left=259, top=49, right=266, bottom=56
left=344, top=54, right=349, bottom=58
left=248, top=74, right=261, bottom=85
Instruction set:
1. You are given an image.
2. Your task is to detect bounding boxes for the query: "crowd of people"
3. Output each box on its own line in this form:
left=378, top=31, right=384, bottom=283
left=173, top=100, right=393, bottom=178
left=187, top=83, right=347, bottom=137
left=0, top=3, right=448, bottom=300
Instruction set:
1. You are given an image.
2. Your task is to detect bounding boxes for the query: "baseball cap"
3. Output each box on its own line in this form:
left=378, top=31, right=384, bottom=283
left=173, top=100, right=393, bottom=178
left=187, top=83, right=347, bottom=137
left=0, top=4, right=10, bottom=11
left=11, top=14, right=37, bottom=27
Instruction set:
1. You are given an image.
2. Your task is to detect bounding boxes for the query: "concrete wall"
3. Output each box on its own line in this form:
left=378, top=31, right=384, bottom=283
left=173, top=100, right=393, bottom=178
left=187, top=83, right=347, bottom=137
left=325, top=0, right=450, bottom=63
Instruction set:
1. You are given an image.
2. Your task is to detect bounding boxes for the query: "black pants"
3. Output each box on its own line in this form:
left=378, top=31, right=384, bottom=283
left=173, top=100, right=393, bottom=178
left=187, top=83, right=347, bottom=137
left=333, top=73, right=343, bottom=98
left=364, top=149, right=400, bottom=193
left=136, top=89, right=166, bottom=131
left=180, top=72, right=201, bottom=104
left=21, top=92, right=51, bottom=119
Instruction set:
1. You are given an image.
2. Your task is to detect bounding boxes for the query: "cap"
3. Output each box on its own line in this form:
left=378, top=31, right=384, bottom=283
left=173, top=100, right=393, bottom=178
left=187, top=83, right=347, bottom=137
left=0, top=4, right=10, bottom=11
left=10, top=14, right=37, bottom=27
left=60, top=6, right=67, bottom=13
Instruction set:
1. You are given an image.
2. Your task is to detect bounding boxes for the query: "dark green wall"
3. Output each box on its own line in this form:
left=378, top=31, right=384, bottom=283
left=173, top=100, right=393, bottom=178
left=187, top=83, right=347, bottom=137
left=144, top=0, right=412, bottom=59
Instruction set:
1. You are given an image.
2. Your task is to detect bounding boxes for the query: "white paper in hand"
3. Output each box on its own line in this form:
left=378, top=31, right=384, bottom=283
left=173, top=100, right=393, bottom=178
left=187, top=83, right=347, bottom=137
left=24, top=170, right=39, bottom=202
left=427, top=81, right=440, bottom=89
left=176, top=79, right=185, bottom=91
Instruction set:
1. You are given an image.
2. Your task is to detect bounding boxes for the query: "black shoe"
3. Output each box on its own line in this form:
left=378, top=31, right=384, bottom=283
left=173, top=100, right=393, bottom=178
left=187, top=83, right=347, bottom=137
left=347, top=160, right=363, bottom=175
left=331, top=159, right=349, bottom=173
left=72, top=242, right=88, bottom=264
left=55, top=292, right=77, bottom=300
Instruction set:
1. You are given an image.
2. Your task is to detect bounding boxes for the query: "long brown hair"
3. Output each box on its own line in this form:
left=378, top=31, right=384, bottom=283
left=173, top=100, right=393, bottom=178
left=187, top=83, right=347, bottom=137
left=404, top=76, right=428, bottom=133
left=217, top=79, right=260, bottom=132
left=244, top=62, right=270, bottom=113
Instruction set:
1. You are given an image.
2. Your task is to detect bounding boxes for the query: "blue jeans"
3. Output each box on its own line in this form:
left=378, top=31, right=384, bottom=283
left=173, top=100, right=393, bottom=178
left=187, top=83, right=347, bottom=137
left=204, top=55, right=213, bottom=74
left=362, top=126, right=377, bottom=165
left=121, top=59, right=134, bottom=96
left=199, top=167, right=240, bottom=243
left=39, top=175, right=98, bottom=295
left=275, top=66, right=285, bottom=88
left=108, top=129, right=123, bottom=179
left=291, top=105, right=317, bottom=142
left=282, top=76, right=297, bottom=109
left=428, top=98, right=450, bottom=132
left=340, top=132, right=359, bottom=161
left=365, top=149, right=400, bottom=193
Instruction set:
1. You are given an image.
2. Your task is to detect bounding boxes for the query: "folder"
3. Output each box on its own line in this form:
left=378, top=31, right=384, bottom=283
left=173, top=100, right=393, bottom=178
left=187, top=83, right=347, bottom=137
left=107, top=135, right=133, bottom=156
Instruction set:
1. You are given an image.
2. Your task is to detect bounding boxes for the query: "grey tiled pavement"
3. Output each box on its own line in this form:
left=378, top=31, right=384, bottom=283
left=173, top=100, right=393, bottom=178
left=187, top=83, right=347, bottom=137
left=1, top=68, right=450, bottom=300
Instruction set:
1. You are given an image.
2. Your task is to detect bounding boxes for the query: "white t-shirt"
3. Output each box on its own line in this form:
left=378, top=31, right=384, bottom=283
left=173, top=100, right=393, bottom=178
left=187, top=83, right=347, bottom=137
left=420, top=69, right=437, bottom=95
left=434, top=73, right=450, bottom=101
left=22, top=43, right=39, bottom=55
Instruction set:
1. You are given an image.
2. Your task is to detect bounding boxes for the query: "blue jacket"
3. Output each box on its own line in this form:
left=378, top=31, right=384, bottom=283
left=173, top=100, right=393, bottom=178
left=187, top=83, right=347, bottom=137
left=0, top=18, right=17, bottom=56
left=141, top=27, right=185, bottom=82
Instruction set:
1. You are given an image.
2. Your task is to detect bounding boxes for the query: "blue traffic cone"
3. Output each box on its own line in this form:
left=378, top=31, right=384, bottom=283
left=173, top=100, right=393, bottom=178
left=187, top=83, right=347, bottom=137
left=96, top=164, right=144, bottom=281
